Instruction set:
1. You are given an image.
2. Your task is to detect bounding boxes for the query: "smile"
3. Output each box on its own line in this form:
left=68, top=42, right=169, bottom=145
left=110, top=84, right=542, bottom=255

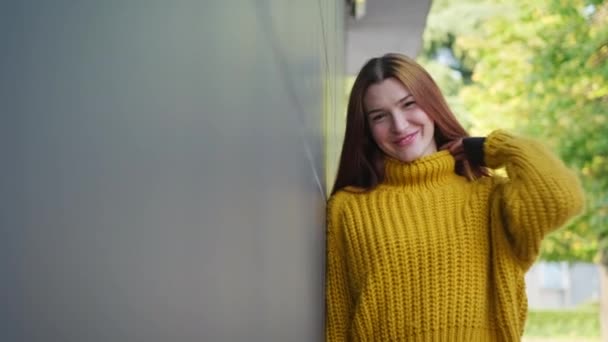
left=394, top=131, right=418, bottom=147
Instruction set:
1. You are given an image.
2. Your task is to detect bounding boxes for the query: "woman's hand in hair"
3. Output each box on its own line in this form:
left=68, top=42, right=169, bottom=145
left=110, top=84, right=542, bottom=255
left=440, top=138, right=466, bottom=161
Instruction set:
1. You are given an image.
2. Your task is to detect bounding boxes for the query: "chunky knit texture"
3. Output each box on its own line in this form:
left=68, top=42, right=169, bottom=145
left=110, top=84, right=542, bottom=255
left=325, top=130, right=584, bottom=341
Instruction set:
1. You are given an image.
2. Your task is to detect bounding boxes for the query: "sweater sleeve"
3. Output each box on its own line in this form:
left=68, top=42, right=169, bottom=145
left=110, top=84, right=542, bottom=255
left=484, top=130, right=585, bottom=269
left=325, top=194, right=352, bottom=342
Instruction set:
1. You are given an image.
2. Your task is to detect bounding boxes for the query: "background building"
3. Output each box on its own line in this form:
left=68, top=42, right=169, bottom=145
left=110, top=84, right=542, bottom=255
left=526, top=262, right=600, bottom=309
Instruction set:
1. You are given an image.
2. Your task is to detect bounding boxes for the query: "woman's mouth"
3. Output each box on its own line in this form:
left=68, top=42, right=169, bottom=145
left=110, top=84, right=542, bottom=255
left=394, top=131, right=418, bottom=147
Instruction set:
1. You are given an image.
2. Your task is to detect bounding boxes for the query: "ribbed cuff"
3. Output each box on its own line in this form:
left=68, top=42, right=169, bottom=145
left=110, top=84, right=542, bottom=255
left=462, top=137, right=486, bottom=166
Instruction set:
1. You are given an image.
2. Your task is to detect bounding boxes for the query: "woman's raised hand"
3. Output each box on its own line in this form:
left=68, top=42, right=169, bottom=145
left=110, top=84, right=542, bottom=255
left=440, top=139, right=466, bottom=161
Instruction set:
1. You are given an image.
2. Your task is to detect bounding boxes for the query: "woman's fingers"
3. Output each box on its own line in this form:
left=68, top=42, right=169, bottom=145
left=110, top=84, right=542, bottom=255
left=440, top=139, right=465, bottom=160
left=452, top=151, right=466, bottom=161
left=439, top=141, right=455, bottom=151
left=440, top=139, right=463, bottom=152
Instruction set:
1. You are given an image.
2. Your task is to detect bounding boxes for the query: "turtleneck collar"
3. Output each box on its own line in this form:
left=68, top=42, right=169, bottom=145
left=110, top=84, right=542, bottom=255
left=383, top=150, right=460, bottom=187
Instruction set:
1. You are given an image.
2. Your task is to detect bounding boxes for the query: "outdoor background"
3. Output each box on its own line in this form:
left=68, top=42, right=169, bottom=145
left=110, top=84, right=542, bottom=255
left=415, top=0, right=607, bottom=340
left=1, top=1, right=606, bottom=341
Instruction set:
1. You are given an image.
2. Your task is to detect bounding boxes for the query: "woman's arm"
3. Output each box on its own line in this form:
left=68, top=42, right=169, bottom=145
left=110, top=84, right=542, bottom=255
left=325, top=194, right=352, bottom=341
left=471, top=130, right=585, bottom=269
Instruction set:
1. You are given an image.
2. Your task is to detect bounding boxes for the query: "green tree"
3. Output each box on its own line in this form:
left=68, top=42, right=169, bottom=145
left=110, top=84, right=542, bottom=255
left=422, top=0, right=608, bottom=337
left=458, top=0, right=608, bottom=263
left=423, top=0, right=608, bottom=264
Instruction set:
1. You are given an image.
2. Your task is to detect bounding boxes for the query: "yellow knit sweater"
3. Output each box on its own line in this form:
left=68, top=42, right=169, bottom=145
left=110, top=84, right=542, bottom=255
left=325, top=130, right=584, bottom=341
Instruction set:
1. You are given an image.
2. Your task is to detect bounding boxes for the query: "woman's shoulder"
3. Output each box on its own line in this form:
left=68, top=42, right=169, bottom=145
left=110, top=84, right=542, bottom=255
left=328, top=187, right=359, bottom=204
left=327, top=186, right=369, bottom=211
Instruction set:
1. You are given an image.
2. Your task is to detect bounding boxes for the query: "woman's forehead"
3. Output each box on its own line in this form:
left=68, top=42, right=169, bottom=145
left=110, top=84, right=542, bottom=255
left=363, top=78, right=411, bottom=108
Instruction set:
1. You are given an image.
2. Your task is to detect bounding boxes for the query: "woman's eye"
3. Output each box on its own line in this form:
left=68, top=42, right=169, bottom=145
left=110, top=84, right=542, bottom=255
left=371, top=114, right=386, bottom=122
left=403, top=101, right=415, bottom=108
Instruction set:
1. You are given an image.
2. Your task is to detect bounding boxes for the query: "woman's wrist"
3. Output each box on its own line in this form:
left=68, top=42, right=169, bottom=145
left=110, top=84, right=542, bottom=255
left=462, top=137, right=486, bottom=166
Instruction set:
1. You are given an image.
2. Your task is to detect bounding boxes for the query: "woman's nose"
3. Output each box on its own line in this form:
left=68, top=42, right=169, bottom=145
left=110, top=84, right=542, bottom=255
left=391, top=112, right=409, bottom=133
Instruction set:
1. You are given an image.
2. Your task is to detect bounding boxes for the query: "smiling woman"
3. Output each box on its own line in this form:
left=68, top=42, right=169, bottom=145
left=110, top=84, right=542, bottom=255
left=331, top=54, right=487, bottom=194
left=363, top=77, right=437, bottom=163
left=325, top=53, right=585, bottom=341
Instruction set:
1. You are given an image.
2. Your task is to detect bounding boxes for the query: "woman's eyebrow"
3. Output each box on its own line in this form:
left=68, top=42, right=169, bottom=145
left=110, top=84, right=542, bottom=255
left=366, top=95, right=413, bottom=115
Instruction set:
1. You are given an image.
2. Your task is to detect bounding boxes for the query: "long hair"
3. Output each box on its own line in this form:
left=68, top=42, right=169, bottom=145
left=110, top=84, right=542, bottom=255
left=331, top=53, right=488, bottom=195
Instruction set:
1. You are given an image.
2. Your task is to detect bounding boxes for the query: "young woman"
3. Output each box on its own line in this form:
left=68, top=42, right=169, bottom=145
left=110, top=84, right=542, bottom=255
left=325, top=53, right=584, bottom=341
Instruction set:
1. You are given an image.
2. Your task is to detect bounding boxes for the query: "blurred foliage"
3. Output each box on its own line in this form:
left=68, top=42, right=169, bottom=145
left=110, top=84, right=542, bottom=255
left=420, top=0, right=608, bottom=264
left=421, top=0, right=518, bottom=84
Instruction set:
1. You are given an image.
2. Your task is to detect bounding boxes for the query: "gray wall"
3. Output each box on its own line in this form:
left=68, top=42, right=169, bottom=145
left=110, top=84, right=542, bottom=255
left=1, top=1, right=345, bottom=341
left=345, top=0, right=431, bottom=74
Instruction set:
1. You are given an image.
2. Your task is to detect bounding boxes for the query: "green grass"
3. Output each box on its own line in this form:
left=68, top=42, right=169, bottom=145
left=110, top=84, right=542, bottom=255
left=523, top=303, right=600, bottom=338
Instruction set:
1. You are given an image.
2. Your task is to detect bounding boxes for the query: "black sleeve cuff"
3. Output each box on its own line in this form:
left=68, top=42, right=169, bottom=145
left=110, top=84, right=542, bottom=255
left=462, top=137, right=486, bottom=166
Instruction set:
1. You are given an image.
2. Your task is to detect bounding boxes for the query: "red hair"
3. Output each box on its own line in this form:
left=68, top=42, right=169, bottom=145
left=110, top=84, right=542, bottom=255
left=331, top=53, right=487, bottom=195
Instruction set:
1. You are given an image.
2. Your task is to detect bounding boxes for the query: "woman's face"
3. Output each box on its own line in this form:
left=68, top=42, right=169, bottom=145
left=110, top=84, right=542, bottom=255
left=363, top=77, right=437, bottom=163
